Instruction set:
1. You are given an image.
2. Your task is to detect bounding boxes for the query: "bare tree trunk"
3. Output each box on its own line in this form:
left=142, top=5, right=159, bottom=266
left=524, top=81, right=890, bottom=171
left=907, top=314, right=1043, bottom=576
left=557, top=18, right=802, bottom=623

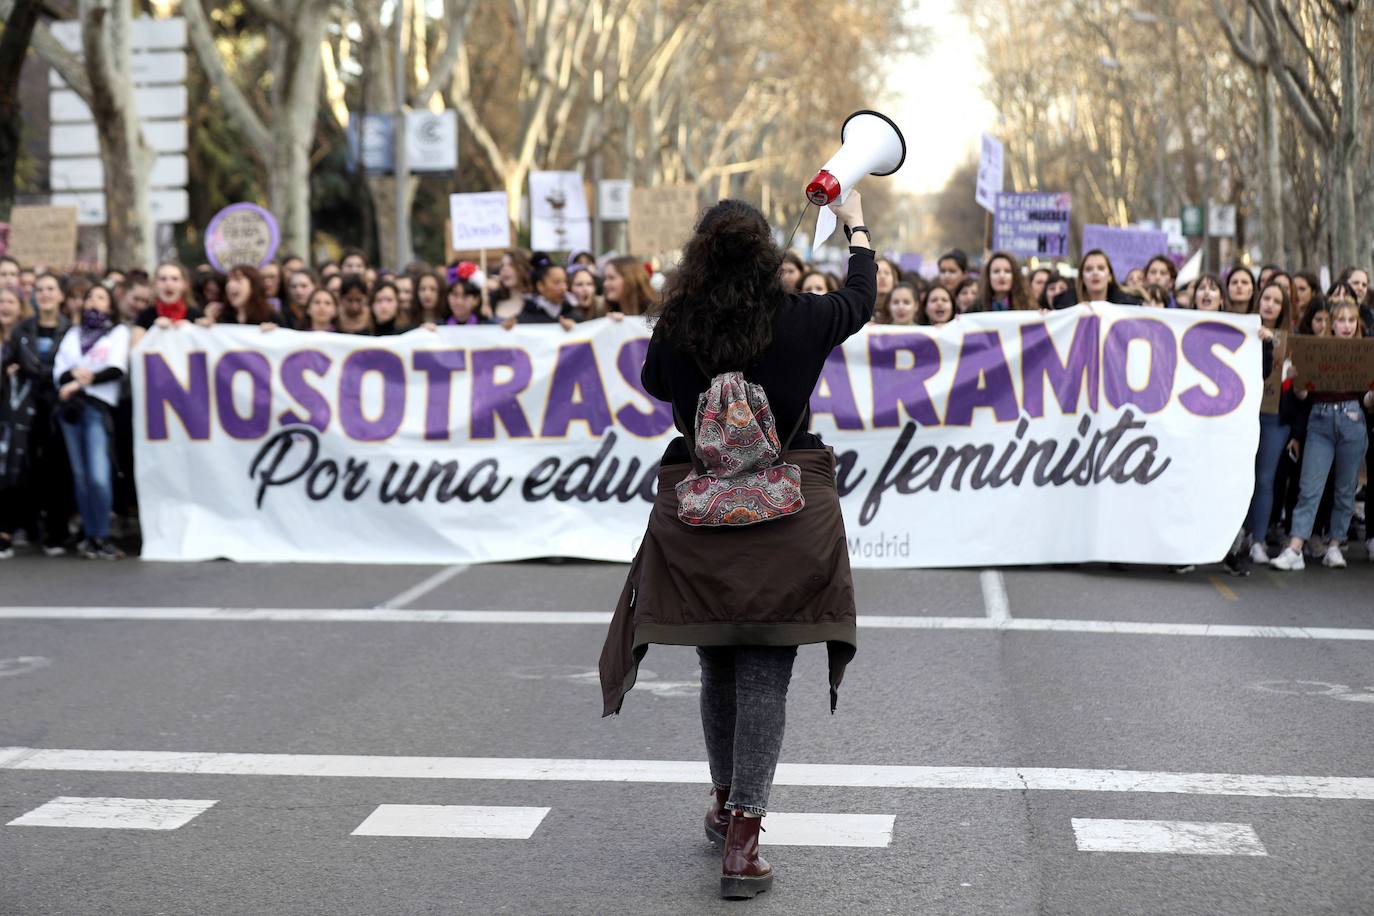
left=0, top=0, right=39, bottom=222
left=1331, top=4, right=1358, bottom=270
left=79, top=0, right=154, bottom=271
left=1257, top=68, right=1284, bottom=264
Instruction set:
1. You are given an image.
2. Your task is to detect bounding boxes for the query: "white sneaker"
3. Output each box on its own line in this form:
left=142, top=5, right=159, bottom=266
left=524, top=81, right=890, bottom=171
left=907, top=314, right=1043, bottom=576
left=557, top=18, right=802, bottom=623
left=1366, top=538, right=1374, bottom=562
left=0, top=546, right=12, bottom=560
left=41, top=544, right=65, bottom=557
left=1270, top=547, right=1305, bottom=571
left=1322, top=544, right=1347, bottom=568
left=1249, top=542, right=1270, bottom=564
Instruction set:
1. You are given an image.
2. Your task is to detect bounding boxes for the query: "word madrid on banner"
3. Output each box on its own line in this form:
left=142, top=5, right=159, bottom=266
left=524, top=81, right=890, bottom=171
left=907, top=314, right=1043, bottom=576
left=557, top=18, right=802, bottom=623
left=133, top=308, right=1261, bottom=568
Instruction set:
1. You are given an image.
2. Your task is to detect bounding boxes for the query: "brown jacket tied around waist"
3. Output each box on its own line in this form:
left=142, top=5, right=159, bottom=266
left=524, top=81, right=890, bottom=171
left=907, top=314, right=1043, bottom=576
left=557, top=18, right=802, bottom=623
left=599, top=447, right=857, bottom=717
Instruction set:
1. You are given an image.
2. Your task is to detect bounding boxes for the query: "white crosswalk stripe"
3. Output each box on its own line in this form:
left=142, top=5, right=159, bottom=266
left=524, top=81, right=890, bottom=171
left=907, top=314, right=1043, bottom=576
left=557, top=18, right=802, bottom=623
left=351, top=804, right=550, bottom=839
left=7, top=796, right=218, bottom=831
left=760, top=813, right=895, bottom=847
left=1071, top=818, right=1268, bottom=856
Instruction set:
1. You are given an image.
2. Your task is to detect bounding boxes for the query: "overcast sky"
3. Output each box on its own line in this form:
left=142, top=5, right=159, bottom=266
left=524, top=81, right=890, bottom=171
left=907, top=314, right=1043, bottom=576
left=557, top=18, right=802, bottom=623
left=883, top=0, right=996, bottom=195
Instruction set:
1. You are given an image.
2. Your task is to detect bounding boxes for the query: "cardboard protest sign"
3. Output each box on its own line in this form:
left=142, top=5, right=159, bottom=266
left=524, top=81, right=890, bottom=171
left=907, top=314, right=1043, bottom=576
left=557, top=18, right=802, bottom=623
left=629, top=185, right=699, bottom=256
left=7, top=206, right=79, bottom=269
left=1288, top=336, right=1374, bottom=395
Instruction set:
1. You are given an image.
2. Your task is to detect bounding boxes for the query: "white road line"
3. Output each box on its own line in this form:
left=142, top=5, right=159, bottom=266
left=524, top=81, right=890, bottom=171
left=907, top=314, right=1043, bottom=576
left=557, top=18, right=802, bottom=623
left=761, top=813, right=895, bottom=847
left=3, top=606, right=1373, bottom=643
left=1071, top=818, right=1268, bottom=856
left=980, top=570, right=1010, bottom=623
left=351, top=804, right=549, bottom=839
left=374, top=565, right=469, bottom=609
left=6, top=796, right=217, bottom=831
left=3, top=748, right=1373, bottom=801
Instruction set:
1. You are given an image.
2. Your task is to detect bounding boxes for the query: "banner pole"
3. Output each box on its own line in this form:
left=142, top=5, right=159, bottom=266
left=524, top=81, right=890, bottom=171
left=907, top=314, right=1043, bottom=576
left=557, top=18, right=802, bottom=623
left=479, top=248, right=489, bottom=319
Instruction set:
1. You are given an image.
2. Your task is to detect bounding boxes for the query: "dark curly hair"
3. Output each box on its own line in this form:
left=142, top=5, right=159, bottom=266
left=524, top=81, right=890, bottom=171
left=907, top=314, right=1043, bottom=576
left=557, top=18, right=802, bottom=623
left=648, top=199, right=783, bottom=374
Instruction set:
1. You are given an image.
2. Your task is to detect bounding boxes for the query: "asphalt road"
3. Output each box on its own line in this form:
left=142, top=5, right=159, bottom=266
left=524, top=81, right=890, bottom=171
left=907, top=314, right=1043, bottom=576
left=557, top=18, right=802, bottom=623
left=1, top=554, right=1372, bottom=915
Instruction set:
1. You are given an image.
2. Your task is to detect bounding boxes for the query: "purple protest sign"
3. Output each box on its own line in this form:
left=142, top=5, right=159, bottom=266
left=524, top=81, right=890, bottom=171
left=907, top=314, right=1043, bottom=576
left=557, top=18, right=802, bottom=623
left=993, top=192, right=1071, bottom=259
left=1081, top=224, right=1168, bottom=275
left=205, top=203, right=281, bottom=273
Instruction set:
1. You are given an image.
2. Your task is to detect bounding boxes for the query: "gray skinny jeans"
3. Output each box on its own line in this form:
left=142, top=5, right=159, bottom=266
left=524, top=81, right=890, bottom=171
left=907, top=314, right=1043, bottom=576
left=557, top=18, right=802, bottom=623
left=697, top=645, right=797, bottom=816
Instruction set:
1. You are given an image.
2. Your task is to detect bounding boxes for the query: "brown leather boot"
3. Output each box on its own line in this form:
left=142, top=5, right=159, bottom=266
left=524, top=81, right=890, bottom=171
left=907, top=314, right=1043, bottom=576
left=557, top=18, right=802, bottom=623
left=720, top=810, right=772, bottom=899
left=704, top=785, right=730, bottom=844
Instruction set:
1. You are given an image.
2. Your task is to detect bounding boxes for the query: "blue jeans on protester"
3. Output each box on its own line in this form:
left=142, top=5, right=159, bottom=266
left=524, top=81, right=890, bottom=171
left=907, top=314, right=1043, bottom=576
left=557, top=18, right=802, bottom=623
left=59, top=400, right=113, bottom=541
left=1247, top=412, right=1290, bottom=541
left=698, top=645, right=797, bottom=815
left=1290, top=401, right=1368, bottom=543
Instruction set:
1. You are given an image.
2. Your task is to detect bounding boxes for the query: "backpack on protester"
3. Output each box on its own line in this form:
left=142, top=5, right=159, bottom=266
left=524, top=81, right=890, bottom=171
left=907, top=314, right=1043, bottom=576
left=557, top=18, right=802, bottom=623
left=674, top=365, right=807, bottom=527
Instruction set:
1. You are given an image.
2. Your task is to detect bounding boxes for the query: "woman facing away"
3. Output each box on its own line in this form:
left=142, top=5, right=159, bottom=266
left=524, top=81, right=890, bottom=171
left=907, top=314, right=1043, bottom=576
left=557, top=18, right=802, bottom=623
left=600, top=192, right=876, bottom=900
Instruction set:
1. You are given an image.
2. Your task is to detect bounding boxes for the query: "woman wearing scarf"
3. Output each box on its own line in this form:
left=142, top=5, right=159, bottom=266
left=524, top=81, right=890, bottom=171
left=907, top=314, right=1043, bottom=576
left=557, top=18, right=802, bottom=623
left=132, top=262, right=203, bottom=347
left=53, top=284, right=130, bottom=559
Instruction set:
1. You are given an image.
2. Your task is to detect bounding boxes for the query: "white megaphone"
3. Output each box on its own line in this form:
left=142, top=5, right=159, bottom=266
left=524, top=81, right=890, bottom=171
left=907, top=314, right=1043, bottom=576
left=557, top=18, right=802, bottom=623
left=806, top=110, right=906, bottom=250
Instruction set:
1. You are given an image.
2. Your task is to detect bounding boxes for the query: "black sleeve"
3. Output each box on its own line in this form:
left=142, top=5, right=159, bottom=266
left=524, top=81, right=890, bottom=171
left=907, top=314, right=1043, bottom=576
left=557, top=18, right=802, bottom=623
left=1260, top=339, right=1274, bottom=382
left=58, top=369, right=75, bottom=385
left=802, top=247, right=877, bottom=349
left=641, top=325, right=667, bottom=400
left=90, top=367, right=124, bottom=385
left=136, top=306, right=157, bottom=330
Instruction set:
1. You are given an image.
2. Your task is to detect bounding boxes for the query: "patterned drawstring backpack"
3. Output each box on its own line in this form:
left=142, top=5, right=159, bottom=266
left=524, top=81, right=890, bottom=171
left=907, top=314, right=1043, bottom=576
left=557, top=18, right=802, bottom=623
left=674, top=366, right=807, bottom=527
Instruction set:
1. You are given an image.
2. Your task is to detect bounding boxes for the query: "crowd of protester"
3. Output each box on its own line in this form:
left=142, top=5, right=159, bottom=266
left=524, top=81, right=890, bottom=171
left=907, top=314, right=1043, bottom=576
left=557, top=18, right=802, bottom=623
left=0, top=236, right=1370, bottom=569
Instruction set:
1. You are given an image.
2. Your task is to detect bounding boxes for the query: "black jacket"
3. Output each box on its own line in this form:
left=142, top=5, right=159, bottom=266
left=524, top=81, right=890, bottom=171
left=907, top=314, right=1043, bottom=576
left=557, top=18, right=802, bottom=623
left=643, top=248, right=877, bottom=466
left=4, top=316, right=72, bottom=405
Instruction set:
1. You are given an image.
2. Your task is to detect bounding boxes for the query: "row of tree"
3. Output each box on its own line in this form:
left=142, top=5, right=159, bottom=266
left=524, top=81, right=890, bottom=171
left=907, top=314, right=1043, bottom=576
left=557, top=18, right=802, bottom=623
left=956, top=0, right=1372, bottom=271
left=0, top=0, right=916, bottom=270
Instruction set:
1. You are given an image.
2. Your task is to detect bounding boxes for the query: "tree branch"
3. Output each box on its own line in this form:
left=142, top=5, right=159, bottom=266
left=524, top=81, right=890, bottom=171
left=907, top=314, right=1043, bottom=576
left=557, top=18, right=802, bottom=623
left=183, top=0, right=273, bottom=158
left=0, top=0, right=95, bottom=102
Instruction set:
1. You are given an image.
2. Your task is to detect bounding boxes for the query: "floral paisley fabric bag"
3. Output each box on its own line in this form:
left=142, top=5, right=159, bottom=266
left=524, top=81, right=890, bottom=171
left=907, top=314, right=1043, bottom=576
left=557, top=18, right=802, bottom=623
left=674, top=369, right=807, bottom=527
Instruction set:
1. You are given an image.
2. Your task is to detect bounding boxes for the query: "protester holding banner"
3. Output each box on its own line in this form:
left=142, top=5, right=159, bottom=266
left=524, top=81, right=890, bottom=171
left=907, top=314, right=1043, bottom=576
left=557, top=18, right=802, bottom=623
left=53, top=283, right=129, bottom=560
left=443, top=279, right=487, bottom=326
left=192, top=268, right=225, bottom=315
left=1272, top=301, right=1374, bottom=571
left=303, top=288, right=339, bottom=332
left=282, top=270, right=317, bottom=329
left=1144, top=256, right=1177, bottom=307
left=973, top=251, right=1033, bottom=312
left=1224, top=266, right=1257, bottom=314
left=493, top=249, right=533, bottom=320
left=367, top=281, right=407, bottom=336
left=954, top=277, right=978, bottom=313
left=214, top=266, right=281, bottom=328
left=503, top=253, right=577, bottom=331
left=4, top=273, right=73, bottom=555
left=920, top=284, right=955, bottom=325
left=1245, top=282, right=1298, bottom=564
left=1192, top=274, right=1223, bottom=311
left=1071, top=250, right=1141, bottom=306
left=602, top=256, right=656, bottom=317
left=601, top=191, right=875, bottom=902
left=566, top=265, right=601, bottom=320
left=133, top=263, right=199, bottom=347
left=334, top=276, right=374, bottom=334
left=885, top=282, right=919, bottom=324
left=413, top=271, right=446, bottom=325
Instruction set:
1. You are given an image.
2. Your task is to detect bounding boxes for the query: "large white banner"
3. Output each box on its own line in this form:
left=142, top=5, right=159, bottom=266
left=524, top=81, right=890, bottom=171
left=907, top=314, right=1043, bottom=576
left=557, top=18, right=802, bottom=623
left=134, top=306, right=1261, bottom=567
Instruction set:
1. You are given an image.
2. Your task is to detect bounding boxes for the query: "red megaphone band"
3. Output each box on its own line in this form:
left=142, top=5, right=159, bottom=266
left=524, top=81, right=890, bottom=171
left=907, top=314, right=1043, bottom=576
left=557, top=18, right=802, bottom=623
left=806, top=171, right=842, bottom=206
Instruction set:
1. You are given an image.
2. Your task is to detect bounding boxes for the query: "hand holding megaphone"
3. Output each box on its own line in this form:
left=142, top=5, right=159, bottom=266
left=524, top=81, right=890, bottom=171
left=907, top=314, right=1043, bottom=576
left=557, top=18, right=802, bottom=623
left=807, top=110, right=905, bottom=251
left=827, top=189, right=865, bottom=235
